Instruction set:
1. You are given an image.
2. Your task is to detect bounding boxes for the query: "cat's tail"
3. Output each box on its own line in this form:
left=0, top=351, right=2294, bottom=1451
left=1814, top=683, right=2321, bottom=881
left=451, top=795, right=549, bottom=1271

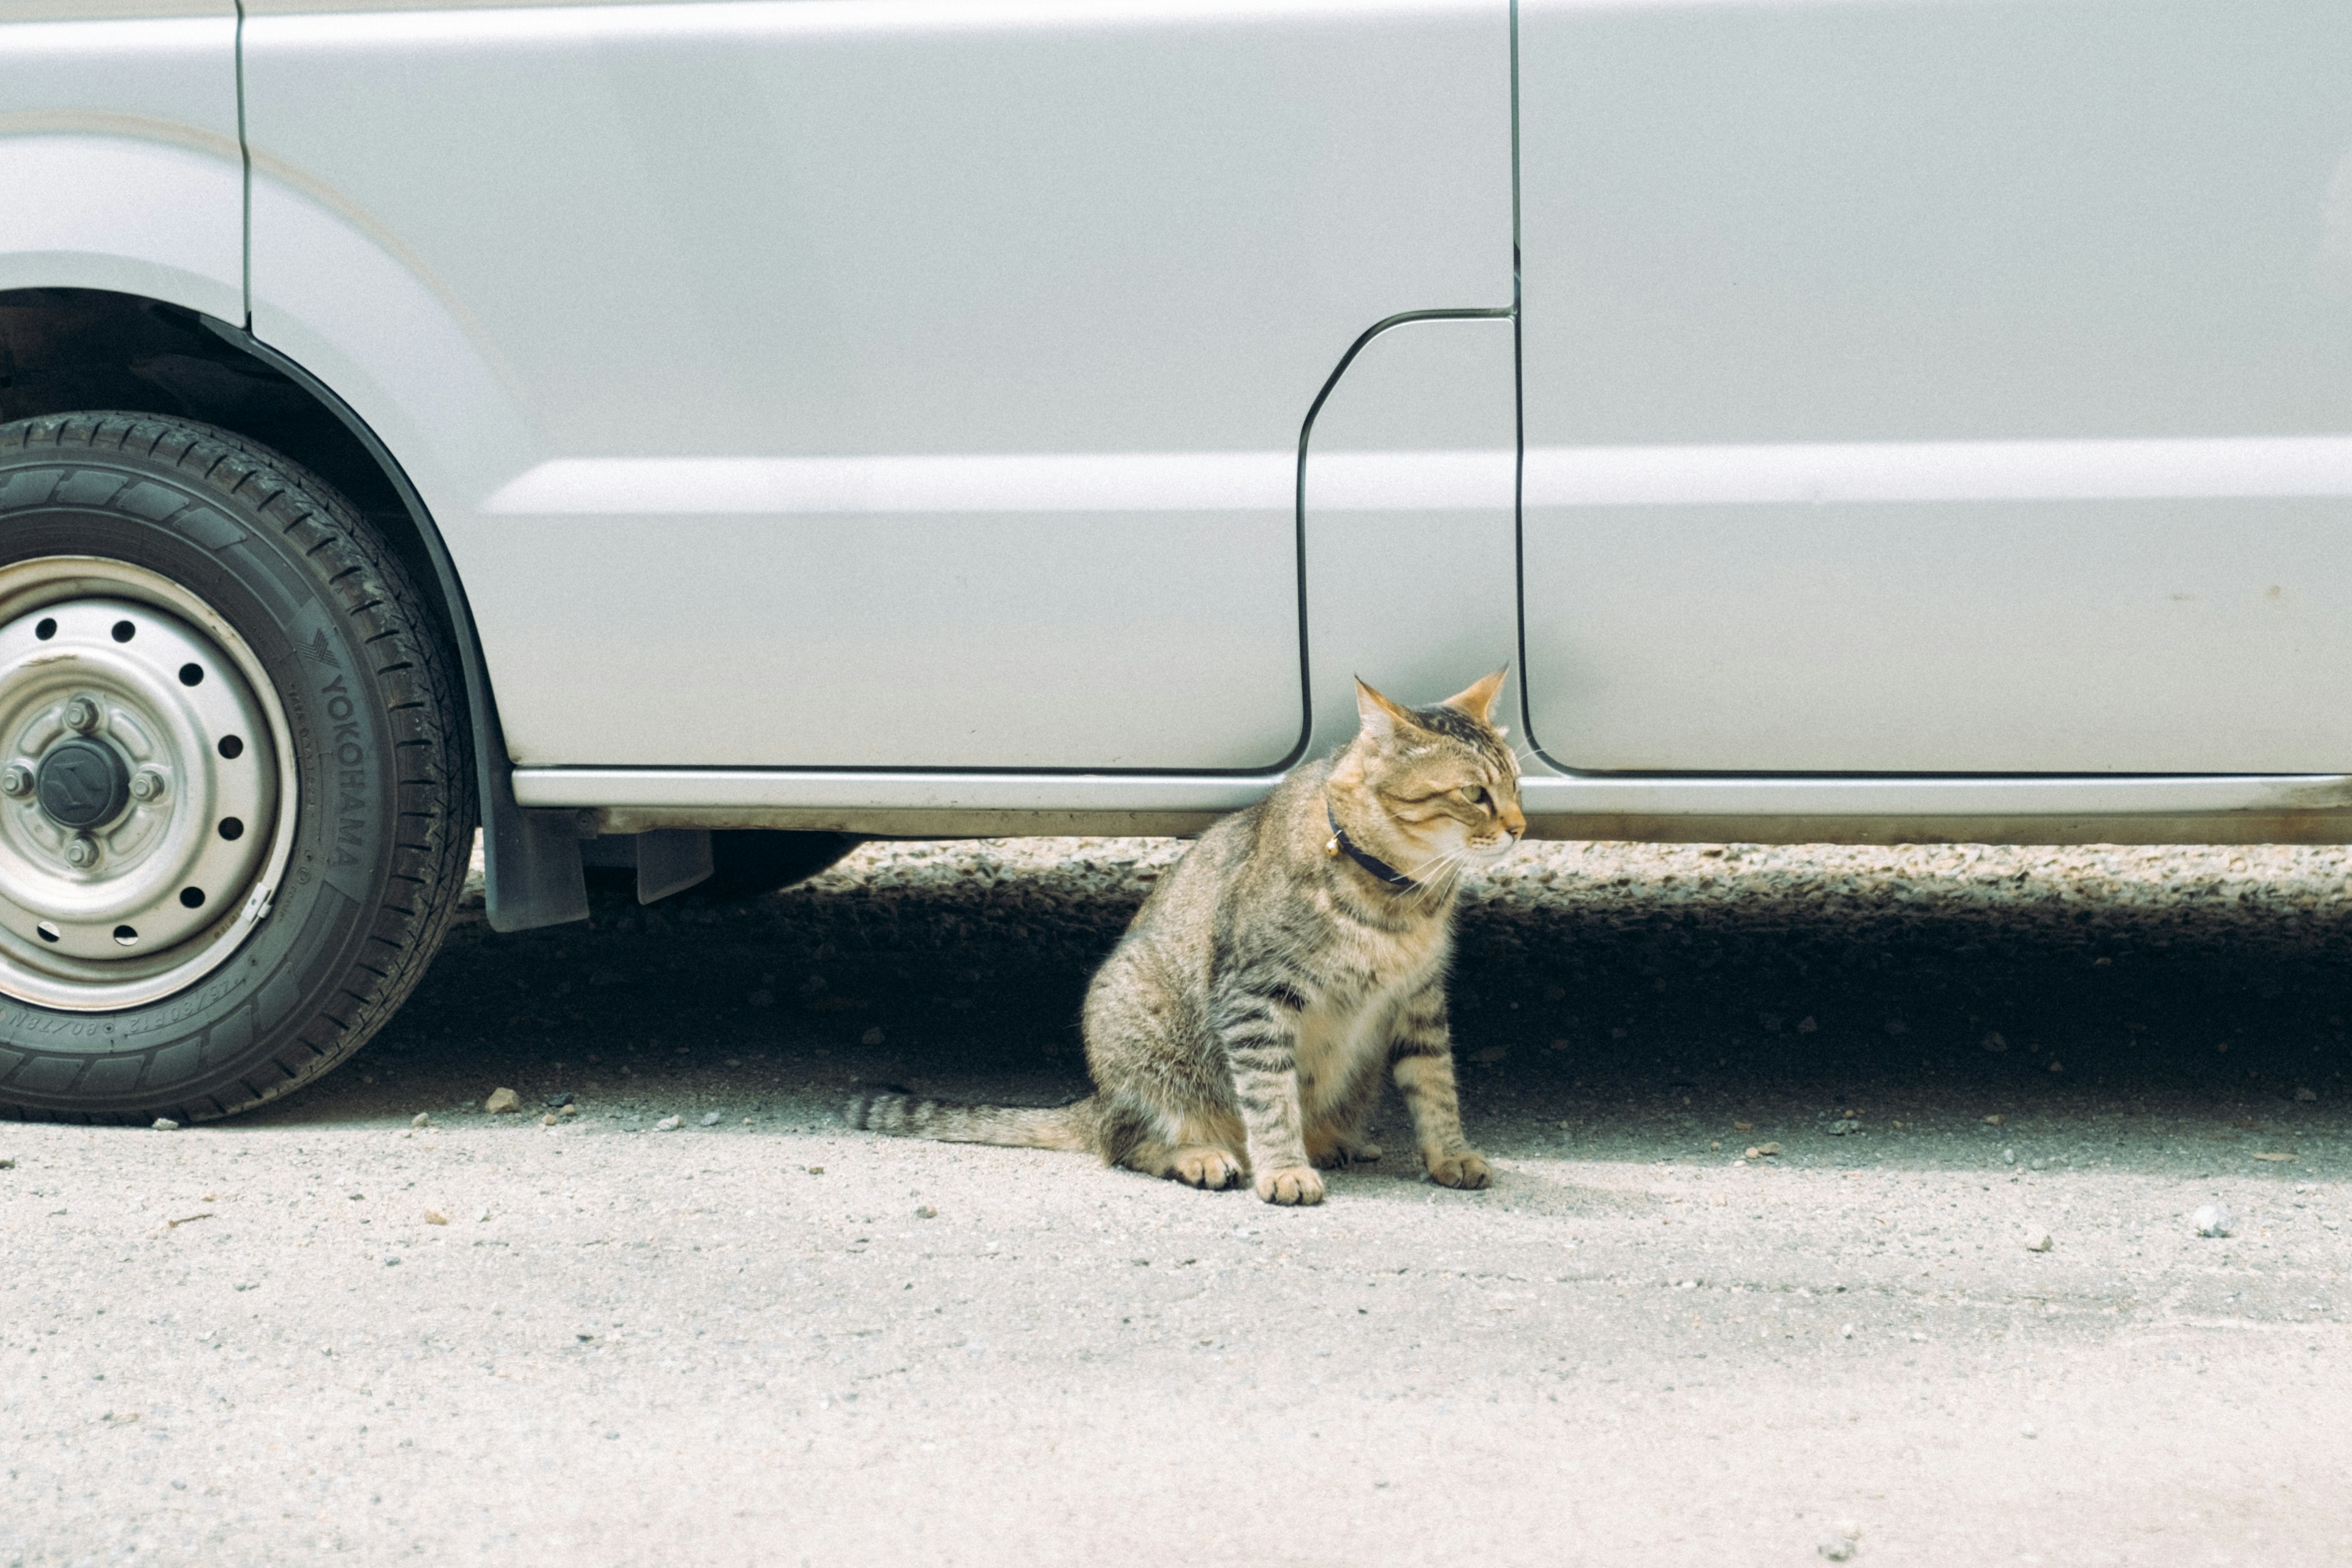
left=843, top=1087, right=1100, bottom=1153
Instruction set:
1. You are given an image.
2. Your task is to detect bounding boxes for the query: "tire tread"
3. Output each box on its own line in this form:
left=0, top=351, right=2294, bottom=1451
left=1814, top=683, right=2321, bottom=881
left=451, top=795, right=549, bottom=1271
left=0, top=411, right=475, bottom=1123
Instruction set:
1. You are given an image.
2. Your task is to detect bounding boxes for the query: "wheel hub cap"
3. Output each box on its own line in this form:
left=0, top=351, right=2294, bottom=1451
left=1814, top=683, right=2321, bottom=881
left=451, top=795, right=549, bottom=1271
left=34, top=737, right=129, bottom=830
left=0, top=568, right=292, bottom=1011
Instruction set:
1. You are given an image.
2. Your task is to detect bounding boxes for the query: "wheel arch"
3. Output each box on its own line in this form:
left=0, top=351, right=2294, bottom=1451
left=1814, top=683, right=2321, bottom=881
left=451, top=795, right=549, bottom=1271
left=0, top=284, right=586, bottom=932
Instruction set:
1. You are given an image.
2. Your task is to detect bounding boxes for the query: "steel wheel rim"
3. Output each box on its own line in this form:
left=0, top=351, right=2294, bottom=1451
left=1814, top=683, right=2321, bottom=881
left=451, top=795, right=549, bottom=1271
left=0, top=557, right=299, bottom=1012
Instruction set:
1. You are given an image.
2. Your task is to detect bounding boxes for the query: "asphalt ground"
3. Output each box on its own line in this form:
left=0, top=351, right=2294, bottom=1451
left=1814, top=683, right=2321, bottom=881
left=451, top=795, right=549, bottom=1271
left=4, top=836, right=2350, bottom=1565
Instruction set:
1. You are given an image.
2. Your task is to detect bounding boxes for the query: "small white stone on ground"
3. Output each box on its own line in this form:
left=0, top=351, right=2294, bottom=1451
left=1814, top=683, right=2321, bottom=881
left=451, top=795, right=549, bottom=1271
left=2021, top=1422, right=2039, bottom=1438
left=1817, top=1533, right=1856, bottom=1561
left=655, top=1115, right=684, bottom=1132
left=150, top=1118, right=178, bottom=1132
left=484, top=1088, right=522, bottom=1115
left=2024, top=1229, right=2053, bottom=1252
left=410, top=1112, right=431, bottom=1128
left=699, top=1111, right=722, bottom=1127
left=2193, top=1204, right=2233, bottom=1238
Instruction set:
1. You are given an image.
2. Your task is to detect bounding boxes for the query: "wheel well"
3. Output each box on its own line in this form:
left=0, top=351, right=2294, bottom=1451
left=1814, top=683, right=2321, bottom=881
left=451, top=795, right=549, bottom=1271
left=0, top=286, right=594, bottom=933
left=0, top=287, right=455, bottom=658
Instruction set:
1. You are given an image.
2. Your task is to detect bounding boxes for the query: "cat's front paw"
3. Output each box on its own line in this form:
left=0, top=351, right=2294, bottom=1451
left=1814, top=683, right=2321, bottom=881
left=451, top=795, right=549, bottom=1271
left=1169, top=1145, right=1245, bottom=1191
left=1254, top=1166, right=1327, bottom=1205
left=1425, top=1150, right=1492, bottom=1190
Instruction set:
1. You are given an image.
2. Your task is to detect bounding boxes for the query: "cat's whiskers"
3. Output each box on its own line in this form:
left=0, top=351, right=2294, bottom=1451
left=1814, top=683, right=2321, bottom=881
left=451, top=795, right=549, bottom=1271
left=1403, top=844, right=1466, bottom=883
left=1403, top=846, right=1476, bottom=909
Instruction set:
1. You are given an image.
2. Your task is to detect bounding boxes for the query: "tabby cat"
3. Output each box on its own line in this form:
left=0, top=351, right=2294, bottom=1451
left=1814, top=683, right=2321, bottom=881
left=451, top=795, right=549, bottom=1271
left=846, top=671, right=1525, bottom=1205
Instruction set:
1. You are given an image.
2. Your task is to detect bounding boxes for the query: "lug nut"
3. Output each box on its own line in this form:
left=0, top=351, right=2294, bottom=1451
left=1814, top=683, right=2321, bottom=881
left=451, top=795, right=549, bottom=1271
left=62, top=833, right=99, bottom=870
left=129, top=767, right=167, bottom=804
left=0, top=764, right=28, bottom=799
left=61, top=695, right=102, bottom=735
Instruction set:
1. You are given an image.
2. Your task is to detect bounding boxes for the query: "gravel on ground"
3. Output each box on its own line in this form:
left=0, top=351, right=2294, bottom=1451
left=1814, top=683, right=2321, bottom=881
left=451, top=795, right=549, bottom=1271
left=4, top=834, right=2349, bottom=1564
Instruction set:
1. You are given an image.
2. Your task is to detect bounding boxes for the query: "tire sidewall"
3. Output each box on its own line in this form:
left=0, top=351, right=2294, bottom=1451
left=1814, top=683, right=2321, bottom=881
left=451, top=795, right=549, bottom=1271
left=0, top=439, right=403, bottom=1117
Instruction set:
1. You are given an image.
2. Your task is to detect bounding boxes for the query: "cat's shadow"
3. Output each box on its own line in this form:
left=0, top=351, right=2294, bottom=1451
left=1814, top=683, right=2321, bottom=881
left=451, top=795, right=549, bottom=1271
left=1314, top=1152, right=1640, bottom=1217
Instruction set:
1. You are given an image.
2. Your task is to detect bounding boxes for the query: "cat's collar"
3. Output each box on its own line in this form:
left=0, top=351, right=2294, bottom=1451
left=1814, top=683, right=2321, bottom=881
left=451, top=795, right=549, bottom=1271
left=1324, top=799, right=1418, bottom=889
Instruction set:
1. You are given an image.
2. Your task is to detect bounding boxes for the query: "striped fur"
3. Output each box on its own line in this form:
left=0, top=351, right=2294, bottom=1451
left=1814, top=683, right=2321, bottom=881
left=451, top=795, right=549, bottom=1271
left=843, top=672, right=1524, bottom=1205
left=842, top=1089, right=1097, bottom=1152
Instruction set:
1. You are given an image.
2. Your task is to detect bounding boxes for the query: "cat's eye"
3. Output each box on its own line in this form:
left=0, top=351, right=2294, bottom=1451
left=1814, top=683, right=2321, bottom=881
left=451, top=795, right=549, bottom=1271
left=1460, top=784, right=1487, bottom=805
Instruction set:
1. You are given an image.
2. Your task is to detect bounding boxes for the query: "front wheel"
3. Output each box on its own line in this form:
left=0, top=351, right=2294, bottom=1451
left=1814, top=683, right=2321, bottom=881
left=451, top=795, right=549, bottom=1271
left=700, top=830, right=862, bottom=898
left=0, top=413, right=472, bottom=1122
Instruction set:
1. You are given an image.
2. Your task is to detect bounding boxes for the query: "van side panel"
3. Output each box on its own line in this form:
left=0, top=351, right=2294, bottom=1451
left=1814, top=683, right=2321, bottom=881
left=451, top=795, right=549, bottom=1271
left=245, top=2, right=1513, bottom=773
left=1518, top=0, right=2352, bottom=774
left=0, top=10, right=241, bottom=320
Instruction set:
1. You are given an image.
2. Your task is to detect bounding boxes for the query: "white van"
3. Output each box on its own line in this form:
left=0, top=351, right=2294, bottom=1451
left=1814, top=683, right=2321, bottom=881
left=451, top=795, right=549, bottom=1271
left=2, top=0, right=2347, bottom=1120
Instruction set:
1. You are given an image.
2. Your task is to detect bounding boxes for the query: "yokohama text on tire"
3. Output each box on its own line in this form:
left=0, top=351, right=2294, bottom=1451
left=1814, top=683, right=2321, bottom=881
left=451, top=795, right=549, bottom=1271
left=0, top=412, right=472, bottom=1122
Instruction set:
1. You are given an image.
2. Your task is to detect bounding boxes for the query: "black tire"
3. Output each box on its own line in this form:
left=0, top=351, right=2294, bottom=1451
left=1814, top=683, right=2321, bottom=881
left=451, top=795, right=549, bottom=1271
left=0, top=412, right=472, bottom=1122
left=585, top=830, right=863, bottom=902
left=700, top=830, right=862, bottom=897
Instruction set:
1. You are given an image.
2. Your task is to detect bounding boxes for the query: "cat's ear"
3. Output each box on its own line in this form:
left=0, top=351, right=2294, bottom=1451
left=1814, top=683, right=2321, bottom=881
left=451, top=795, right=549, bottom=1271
left=1354, top=677, right=1417, bottom=742
left=1441, top=666, right=1510, bottom=726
